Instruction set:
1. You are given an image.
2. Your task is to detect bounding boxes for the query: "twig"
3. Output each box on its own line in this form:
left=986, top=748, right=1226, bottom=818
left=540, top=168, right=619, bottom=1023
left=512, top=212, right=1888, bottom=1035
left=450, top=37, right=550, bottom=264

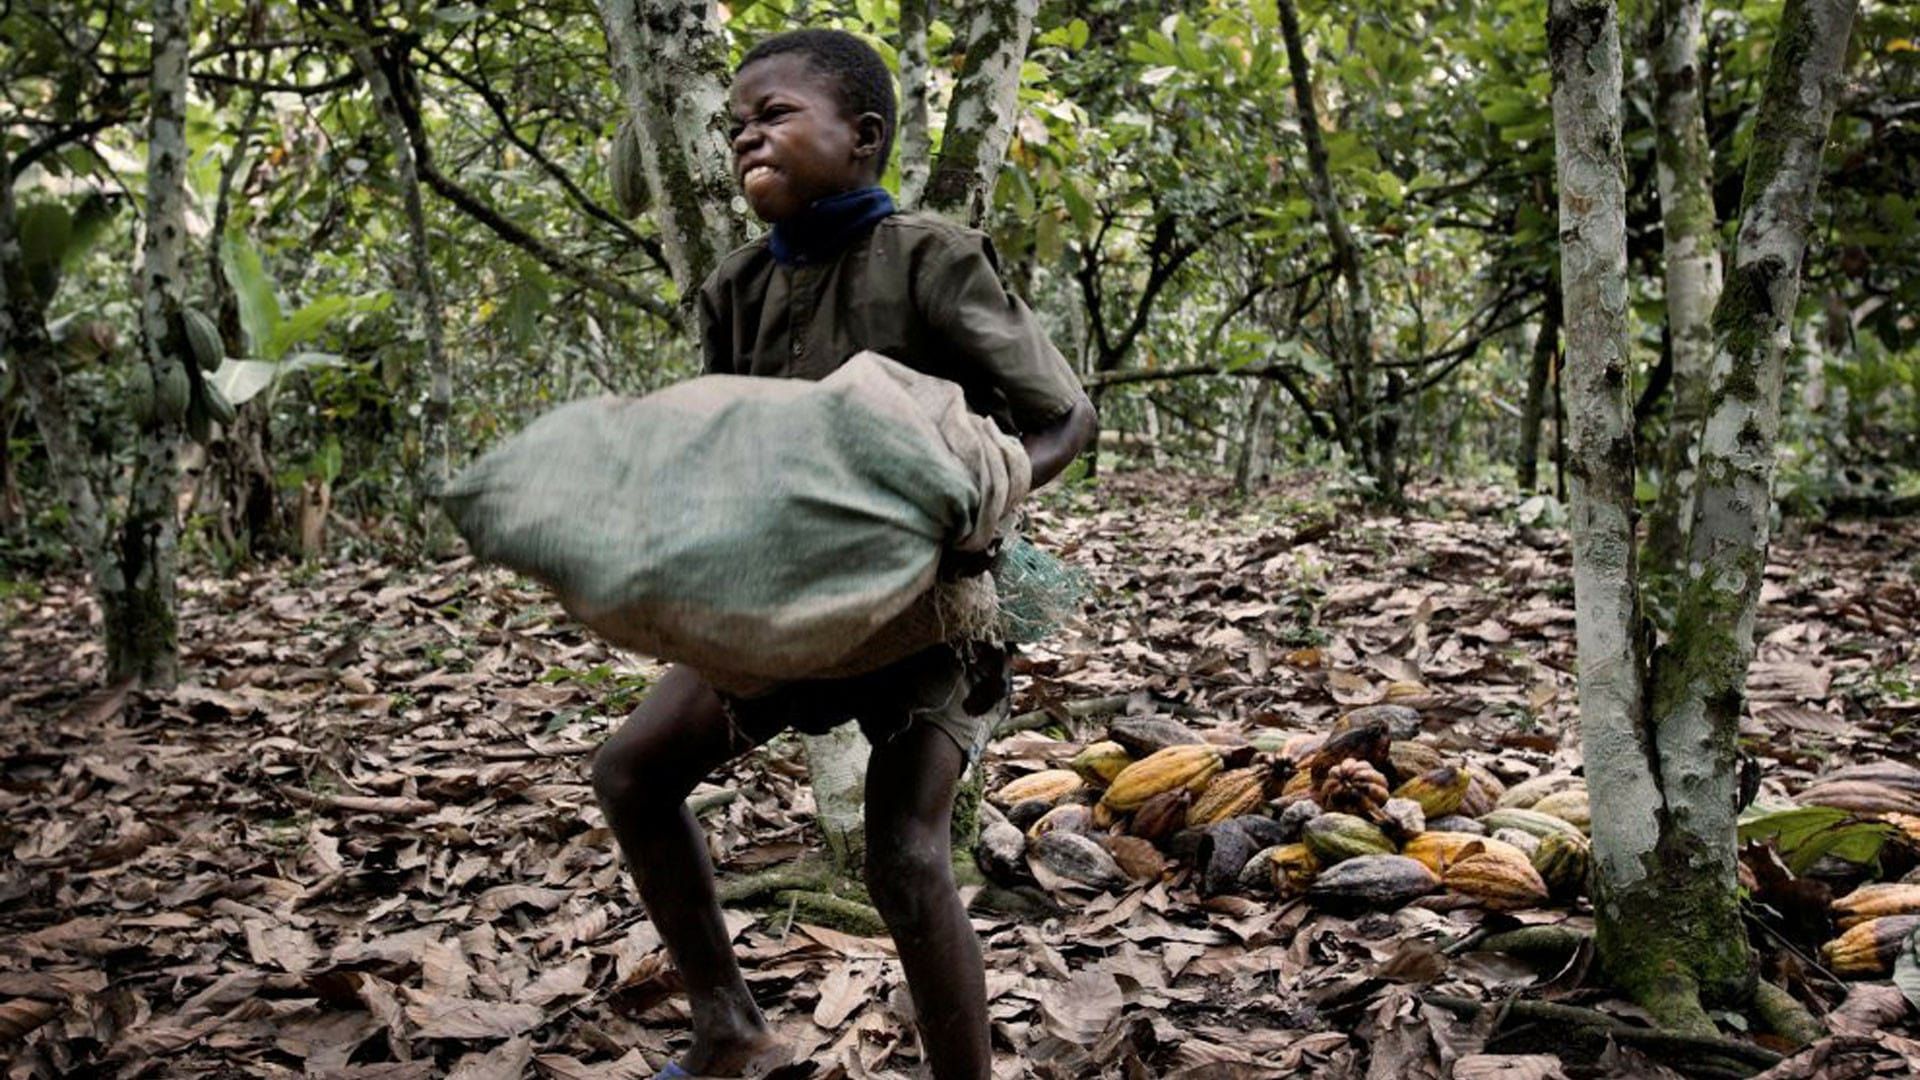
left=274, top=783, right=436, bottom=816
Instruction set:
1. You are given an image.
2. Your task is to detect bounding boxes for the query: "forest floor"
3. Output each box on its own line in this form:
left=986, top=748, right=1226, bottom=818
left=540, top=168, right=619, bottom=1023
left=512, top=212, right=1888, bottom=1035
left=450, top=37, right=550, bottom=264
left=4, top=470, right=1919, bottom=1079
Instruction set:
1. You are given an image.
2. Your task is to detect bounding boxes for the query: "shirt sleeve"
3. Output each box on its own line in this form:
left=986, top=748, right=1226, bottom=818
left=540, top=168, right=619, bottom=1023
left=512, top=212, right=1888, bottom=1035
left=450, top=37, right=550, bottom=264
left=923, top=230, right=1086, bottom=433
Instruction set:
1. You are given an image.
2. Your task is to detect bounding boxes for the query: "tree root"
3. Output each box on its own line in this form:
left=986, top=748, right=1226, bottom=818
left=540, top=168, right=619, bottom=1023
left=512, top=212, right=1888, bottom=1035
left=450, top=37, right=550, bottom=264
left=1750, top=978, right=1823, bottom=1049
left=716, top=861, right=840, bottom=905
left=1466, top=925, right=1589, bottom=964
left=774, top=890, right=886, bottom=936
left=1421, top=993, right=1784, bottom=1075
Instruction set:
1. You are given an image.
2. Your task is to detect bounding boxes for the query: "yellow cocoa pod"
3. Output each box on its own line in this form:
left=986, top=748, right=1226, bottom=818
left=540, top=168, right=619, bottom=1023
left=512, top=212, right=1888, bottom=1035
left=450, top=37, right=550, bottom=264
left=1402, top=832, right=1530, bottom=876
left=1531, top=788, right=1591, bottom=832
left=1069, top=741, right=1133, bottom=787
left=1443, top=849, right=1551, bottom=910
left=991, top=769, right=1083, bottom=808
left=1822, top=915, right=1920, bottom=977
left=1498, top=772, right=1585, bottom=810
left=1832, top=884, right=1920, bottom=930
left=1268, top=842, right=1321, bottom=899
left=1100, top=744, right=1223, bottom=812
left=1188, top=766, right=1266, bottom=827
left=1393, top=765, right=1470, bottom=819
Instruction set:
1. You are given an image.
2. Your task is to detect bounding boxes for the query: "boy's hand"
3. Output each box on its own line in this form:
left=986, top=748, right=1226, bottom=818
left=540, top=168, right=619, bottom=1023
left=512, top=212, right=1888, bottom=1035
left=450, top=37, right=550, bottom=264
left=939, top=537, right=1003, bottom=580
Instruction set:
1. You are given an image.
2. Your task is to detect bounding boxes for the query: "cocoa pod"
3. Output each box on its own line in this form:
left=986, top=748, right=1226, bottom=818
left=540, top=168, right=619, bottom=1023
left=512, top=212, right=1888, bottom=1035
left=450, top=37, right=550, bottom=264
left=1308, top=854, right=1438, bottom=912
left=1029, top=830, right=1126, bottom=892
left=1198, top=819, right=1259, bottom=898
left=1128, top=788, right=1192, bottom=846
left=1334, top=704, right=1422, bottom=741
left=1108, top=715, right=1205, bottom=757
left=975, top=819, right=1029, bottom=883
left=1276, top=799, right=1323, bottom=842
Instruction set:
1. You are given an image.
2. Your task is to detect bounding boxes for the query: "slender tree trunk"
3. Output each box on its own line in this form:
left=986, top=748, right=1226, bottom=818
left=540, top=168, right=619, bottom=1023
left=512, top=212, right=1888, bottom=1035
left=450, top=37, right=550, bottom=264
left=1276, top=0, right=1388, bottom=500
left=1234, top=381, right=1275, bottom=494
left=897, top=0, right=936, bottom=209
left=2, top=150, right=108, bottom=564
left=597, top=0, right=744, bottom=311
left=109, top=0, right=193, bottom=687
left=1518, top=293, right=1561, bottom=491
left=921, top=0, right=1037, bottom=227
left=354, top=45, right=453, bottom=514
left=1556, top=0, right=1858, bottom=1033
left=1644, top=0, right=1724, bottom=574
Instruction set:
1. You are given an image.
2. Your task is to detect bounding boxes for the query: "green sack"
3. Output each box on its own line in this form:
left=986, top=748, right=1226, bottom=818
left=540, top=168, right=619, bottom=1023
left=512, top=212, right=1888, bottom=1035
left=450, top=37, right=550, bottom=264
left=439, top=353, right=1030, bottom=686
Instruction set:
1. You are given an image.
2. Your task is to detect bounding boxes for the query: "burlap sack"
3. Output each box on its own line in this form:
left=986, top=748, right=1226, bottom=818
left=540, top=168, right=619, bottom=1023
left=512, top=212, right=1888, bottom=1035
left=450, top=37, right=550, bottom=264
left=439, top=352, right=1030, bottom=685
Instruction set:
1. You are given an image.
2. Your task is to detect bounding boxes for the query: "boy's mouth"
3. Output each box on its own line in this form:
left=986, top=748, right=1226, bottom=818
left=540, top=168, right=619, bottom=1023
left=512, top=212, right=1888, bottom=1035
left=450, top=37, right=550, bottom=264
left=742, top=164, right=778, bottom=192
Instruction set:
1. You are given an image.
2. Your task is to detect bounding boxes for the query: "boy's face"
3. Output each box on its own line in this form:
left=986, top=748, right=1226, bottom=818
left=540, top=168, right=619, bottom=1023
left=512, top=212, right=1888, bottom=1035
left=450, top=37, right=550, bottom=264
left=729, top=54, right=884, bottom=223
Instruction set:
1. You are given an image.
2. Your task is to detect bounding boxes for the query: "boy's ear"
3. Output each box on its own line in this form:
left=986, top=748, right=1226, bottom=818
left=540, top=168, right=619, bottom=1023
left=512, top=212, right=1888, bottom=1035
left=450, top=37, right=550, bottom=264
left=852, top=112, right=887, bottom=159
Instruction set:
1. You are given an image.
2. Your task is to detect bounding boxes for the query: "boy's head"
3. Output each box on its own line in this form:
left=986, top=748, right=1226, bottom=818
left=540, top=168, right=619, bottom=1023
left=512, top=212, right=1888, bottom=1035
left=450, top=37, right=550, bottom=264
left=729, top=29, right=896, bottom=223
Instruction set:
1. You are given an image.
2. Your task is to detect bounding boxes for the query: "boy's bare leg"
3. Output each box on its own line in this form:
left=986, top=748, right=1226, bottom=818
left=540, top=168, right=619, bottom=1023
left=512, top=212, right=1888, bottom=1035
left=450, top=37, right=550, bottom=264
left=591, top=665, right=790, bottom=1075
left=863, top=723, right=991, bottom=1080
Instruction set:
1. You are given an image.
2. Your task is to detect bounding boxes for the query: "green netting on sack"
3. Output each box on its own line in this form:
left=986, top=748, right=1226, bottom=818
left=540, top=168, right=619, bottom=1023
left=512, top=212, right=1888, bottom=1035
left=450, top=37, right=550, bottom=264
left=992, top=537, right=1088, bottom=644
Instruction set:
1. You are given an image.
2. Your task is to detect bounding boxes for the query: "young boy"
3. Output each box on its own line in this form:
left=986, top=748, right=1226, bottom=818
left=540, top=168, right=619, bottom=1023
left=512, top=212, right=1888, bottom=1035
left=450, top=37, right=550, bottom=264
left=590, top=29, right=1096, bottom=1080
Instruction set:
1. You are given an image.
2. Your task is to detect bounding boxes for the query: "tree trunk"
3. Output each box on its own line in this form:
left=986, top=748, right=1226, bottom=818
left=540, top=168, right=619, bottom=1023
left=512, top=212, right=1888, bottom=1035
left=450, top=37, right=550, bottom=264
left=109, top=0, right=193, bottom=687
left=1276, top=0, right=1389, bottom=501
left=354, top=45, right=453, bottom=504
left=597, top=0, right=744, bottom=311
left=896, top=0, right=936, bottom=209
left=1234, top=381, right=1275, bottom=494
left=1518, top=294, right=1561, bottom=492
left=1555, top=0, right=1858, bottom=1033
left=1643, top=0, right=1724, bottom=575
left=920, top=0, right=1038, bottom=227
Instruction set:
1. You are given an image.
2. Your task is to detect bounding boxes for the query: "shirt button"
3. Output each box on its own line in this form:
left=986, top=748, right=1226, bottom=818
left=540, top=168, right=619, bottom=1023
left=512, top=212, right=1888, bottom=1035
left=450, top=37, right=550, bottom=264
left=791, top=340, right=805, bottom=356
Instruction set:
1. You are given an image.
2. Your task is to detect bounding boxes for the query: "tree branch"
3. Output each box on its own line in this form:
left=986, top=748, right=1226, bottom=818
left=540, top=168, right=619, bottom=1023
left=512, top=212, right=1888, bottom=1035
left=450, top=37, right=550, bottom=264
left=379, top=46, right=675, bottom=322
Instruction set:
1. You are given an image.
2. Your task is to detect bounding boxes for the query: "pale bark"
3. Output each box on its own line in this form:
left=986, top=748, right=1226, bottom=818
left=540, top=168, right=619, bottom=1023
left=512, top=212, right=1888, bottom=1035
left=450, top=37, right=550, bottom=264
left=1644, top=0, right=1724, bottom=573
left=897, top=0, right=936, bottom=209
left=113, top=0, right=193, bottom=687
left=1233, top=381, right=1275, bottom=494
left=921, top=0, right=1037, bottom=227
left=353, top=46, right=452, bottom=493
left=1647, top=0, right=1857, bottom=992
left=1276, top=0, right=1388, bottom=500
left=597, top=0, right=745, bottom=303
left=1554, top=0, right=1858, bottom=1030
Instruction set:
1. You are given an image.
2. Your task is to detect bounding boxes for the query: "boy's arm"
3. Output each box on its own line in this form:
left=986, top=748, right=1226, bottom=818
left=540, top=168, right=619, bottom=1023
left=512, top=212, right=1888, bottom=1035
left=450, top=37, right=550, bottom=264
left=923, top=230, right=1096, bottom=486
left=1022, top=396, right=1097, bottom=488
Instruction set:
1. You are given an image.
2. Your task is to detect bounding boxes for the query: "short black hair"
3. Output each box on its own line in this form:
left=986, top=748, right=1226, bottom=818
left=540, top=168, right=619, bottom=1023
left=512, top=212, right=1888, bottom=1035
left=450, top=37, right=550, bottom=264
left=738, top=29, right=897, bottom=168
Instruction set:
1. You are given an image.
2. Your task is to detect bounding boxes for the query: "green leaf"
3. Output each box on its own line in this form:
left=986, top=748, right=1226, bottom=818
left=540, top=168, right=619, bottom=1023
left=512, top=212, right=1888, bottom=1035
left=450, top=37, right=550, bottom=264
left=222, top=232, right=282, bottom=358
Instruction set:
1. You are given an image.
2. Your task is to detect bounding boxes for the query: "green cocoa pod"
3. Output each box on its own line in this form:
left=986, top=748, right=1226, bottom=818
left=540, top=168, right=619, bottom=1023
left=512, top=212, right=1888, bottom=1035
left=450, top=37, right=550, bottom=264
left=125, top=365, right=157, bottom=426
left=201, top=377, right=236, bottom=426
left=154, top=360, right=192, bottom=423
left=181, top=306, right=224, bottom=372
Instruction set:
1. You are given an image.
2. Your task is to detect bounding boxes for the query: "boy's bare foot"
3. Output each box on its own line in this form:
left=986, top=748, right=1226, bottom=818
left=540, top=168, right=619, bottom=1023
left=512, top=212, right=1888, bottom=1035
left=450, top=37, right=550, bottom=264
left=676, top=1029, right=792, bottom=1077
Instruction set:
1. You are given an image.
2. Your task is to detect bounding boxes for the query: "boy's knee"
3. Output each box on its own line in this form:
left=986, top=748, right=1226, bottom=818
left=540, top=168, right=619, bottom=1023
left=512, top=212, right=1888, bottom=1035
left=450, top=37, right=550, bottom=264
left=590, top=726, right=689, bottom=814
left=864, top=834, right=951, bottom=918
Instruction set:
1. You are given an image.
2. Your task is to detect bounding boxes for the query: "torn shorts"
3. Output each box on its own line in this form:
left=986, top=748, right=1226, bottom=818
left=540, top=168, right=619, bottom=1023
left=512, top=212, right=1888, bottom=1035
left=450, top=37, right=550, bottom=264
left=714, top=640, right=1010, bottom=764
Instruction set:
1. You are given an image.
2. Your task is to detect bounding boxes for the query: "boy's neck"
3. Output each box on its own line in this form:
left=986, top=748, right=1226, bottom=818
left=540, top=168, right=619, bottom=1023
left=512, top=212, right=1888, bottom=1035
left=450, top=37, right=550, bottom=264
left=768, top=185, right=895, bottom=267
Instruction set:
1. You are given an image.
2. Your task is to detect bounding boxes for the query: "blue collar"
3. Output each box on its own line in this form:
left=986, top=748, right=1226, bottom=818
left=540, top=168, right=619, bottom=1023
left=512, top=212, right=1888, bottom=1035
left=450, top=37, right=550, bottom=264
left=768, top=186, right=896, bottom=267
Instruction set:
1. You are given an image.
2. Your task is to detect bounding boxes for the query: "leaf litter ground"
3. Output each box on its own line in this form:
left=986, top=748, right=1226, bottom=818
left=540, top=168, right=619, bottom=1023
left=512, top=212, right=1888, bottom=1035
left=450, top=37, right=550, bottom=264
left=3, top=472, right=1917, bottom=1078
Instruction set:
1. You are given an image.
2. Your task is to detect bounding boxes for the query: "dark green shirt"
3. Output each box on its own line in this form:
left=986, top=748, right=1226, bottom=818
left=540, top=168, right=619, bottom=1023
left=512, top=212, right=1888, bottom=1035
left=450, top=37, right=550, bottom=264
left=697, top=211, right=1084, bottom=435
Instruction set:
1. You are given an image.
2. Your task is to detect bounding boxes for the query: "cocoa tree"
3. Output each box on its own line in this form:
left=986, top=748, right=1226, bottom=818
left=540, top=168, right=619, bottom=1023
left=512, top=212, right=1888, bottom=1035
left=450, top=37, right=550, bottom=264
left=1551, top=0, right=1857, bottom=1036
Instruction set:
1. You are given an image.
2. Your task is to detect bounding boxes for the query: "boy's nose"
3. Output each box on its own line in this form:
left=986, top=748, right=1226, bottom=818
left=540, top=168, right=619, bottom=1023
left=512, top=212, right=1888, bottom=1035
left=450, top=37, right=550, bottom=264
left=731, top=125, right=761, bottom=157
